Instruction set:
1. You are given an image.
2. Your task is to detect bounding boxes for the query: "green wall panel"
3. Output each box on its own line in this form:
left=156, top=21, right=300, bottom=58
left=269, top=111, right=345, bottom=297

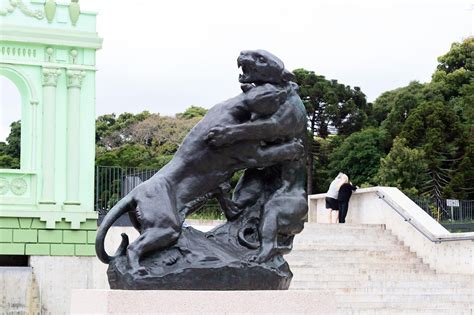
left=19, top=218, right=33, bottom=229
left=75, top=244, right=95, bottom=256
left=50, top=244, right=75, bottom=256
left=26, top=243, right=50, bottom=255
left=13, top=229, right=37, bottom=243
left=63, top=230, right=87, bottom=244
left=0, top=218, right=20, bottom=228
left=0, top=243, right=25, bottom=255
left=38, top=230, right=62, bottom=243
left=0, top=229, right=13, bottom=242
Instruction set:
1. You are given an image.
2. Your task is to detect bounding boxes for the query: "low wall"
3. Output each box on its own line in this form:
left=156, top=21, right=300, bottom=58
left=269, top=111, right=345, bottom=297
left=308, top=187, right=474, bottom=275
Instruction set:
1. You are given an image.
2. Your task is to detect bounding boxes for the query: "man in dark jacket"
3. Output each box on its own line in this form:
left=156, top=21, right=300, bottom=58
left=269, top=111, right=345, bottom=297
left=337, top=176, right=357, bottom=223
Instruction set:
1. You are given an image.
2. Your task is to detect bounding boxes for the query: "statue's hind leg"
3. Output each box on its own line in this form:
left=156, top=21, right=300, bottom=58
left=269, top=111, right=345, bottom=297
left=126, top=193, right=182, bottom=275
left=127, top=224, right=181, bottom=275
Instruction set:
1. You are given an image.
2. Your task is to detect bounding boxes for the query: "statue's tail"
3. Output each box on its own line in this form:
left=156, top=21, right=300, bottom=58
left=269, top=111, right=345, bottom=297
left=95, top=196, right=134, bottom=264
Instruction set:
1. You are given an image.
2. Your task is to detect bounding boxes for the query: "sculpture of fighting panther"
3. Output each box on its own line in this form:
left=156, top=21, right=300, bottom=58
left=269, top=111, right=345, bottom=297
left=96, top=50, right=303, bottom=274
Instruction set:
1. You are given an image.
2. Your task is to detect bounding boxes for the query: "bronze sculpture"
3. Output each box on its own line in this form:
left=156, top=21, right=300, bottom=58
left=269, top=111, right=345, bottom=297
left=96, top=50, right=308, bottom=290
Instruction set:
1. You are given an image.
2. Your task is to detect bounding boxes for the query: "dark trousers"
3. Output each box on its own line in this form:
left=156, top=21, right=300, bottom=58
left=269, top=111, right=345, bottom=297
left=339, top=201, right=349, bottom=223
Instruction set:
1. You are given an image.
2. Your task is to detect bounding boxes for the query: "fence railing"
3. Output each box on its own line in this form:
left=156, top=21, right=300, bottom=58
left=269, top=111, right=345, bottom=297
left=95, top=166, right=473, bottom=223
left=412, top=197, right=474, bottom=222
left=95, top=166, right=223, bottom=220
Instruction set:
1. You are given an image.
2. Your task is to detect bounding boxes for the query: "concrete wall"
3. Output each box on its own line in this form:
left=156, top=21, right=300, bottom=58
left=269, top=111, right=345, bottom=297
left=308, top=187, right=474, bottom=275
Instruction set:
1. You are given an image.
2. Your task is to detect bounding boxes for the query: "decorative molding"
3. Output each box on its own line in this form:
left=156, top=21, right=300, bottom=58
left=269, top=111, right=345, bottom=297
left=1, top=45, right=37, bottom=58
left=44, top=0, right=56, bottom=23
left=0, top=0, right=44, bottom=20
left=66, top=69, right=85, bottom=88
left=0, top=64, right=39, bottom=102
left=42, top=67, right=61, bottom=86
left=68, top=0, right=80, bottom=26
left=45, top=47, right=54, bottom=62
left=1, top=24, right=103, bottom=49
left=10, top=178, right=27, bottom=195
left=70, top=49, right=78, bottom=64
left=0, top=178, right=9, bottom=195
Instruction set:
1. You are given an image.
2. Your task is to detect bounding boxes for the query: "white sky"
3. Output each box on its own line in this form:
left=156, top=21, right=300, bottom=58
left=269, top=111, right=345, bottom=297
left=0, top=0, right=472, bottom=141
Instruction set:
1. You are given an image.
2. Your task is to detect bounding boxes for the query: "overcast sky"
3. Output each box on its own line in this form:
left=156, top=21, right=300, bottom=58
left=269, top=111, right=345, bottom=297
left=0, top=0, right=472, bottom=141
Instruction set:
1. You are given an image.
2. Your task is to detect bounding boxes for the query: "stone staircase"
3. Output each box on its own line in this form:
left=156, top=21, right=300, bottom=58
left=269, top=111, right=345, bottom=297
left=287, top=223, right=474, bottom=314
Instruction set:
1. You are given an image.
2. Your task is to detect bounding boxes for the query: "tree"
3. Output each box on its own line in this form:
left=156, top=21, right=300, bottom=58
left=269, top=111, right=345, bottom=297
left=374, top=137, right=428, bottom=195
left=293, top=68, right=369, bottom=193
left=96, top=111, right=151, bottom=149
left=177, top=106, right=208, bottom=119
left=0, top=120, right=21, bottom=169
left=328, top=128, right=390, bottom=186
left=400, top=101, right=465, bottom=200
left=372, top=81, right=425, bottom=138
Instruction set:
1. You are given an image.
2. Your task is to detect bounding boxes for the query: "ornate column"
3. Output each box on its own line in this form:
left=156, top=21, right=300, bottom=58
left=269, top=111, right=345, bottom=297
left=39, top=67, right=61, bottom=205
left=64, top=69, right=85, bottom=206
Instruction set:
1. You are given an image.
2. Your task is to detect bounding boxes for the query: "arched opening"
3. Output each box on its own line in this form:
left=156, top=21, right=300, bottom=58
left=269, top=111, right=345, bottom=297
left=0, top=76, right=22, bottom=169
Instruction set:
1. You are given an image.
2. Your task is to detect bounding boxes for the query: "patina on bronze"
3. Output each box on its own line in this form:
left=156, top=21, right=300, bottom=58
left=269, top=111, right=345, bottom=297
left=96, top=50, right=308, bottom=290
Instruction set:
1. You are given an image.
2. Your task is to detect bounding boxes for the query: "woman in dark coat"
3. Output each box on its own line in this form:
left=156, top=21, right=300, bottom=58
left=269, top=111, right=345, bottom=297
left=337, top=174, right=357, bottom=223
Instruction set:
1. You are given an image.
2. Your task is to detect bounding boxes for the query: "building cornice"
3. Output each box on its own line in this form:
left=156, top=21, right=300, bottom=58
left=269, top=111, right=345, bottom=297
left=0, top=24, right=103, bottom=49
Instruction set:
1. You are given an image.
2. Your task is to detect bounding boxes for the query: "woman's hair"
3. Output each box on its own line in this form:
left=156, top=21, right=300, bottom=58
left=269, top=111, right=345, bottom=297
left=337, top=173, right=349, bottom=189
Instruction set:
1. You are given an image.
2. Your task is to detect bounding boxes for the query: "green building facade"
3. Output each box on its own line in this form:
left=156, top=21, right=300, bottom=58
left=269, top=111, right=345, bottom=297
left=0, top=0, right=102, bottom=256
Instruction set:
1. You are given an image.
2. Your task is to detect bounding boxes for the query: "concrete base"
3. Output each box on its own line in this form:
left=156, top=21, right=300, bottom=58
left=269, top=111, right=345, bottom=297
left=70, top=289, right=336, bottom=314
left=0, top=267, right=40, bottom=314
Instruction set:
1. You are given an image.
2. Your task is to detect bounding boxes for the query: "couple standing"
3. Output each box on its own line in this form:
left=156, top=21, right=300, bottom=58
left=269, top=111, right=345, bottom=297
left=325, top=173, right=357, bottom=224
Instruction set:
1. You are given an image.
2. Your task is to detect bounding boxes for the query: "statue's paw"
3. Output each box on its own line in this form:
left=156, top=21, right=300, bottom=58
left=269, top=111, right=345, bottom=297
left=131, top=266, right=149, bottom=276
left=162, top=251, right=180, bottom=266
left=292, top=138, right=305, bottom=159
left=205, top=126, right=230, bottom=147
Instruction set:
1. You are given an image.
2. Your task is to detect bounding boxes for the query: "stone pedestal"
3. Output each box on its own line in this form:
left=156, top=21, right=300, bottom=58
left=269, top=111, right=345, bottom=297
left=70, top=289, right=336, bottom=314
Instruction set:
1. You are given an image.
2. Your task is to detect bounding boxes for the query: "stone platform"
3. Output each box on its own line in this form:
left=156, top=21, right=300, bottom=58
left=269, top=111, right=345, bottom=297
left=70, top=289, right=335, bottom=314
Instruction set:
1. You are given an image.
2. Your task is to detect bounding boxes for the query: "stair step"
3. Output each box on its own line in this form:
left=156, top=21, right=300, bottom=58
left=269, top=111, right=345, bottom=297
left=290, top=273, right=474, bottom=282
left=303, top=223, right=387, bottom=230
left=288, top=249, right=417, bottom=258
left=290, top=262, right=431, bottom=271
left=289, top=280, right=474, bottom=289
left=289, top=285, right=473, bottom=294
left=328, top=294, right=474, bottom=303
left=292, top=244, right=411, bottom=251
left=286, top=256, right=422, bottom=265
left=335, top=306, right=473, bottom=315
left=286, top=223, right=473, bottom=312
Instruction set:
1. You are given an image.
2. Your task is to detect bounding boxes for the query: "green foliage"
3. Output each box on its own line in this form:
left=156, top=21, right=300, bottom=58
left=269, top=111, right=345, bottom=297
left=328, top=128, right=390, bottom=186
left=374, top=137, right=428, bottom=195
left=373, top=82, right=425, bottom=137
left=177, top=106, right=208, bottom=119
left=0, top=120, right=21, bottom=169
left=95, top=108, right=203, bottom=169
left=293, top=69, right=369, bottom=138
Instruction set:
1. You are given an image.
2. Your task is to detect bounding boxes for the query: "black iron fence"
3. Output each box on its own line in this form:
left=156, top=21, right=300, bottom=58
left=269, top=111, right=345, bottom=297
left=95, top=166, right=223, bottom=220
left=95, top=166, right=473, bottom=222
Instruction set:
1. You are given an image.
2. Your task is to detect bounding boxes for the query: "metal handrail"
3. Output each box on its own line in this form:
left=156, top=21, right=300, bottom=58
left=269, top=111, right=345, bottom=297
left=376, top=191, right=474, bottom=243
